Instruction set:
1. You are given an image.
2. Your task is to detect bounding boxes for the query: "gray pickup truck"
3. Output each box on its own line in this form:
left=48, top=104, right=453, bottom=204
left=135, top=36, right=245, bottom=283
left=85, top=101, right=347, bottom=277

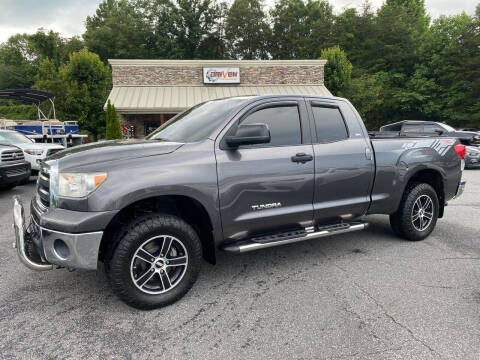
left=13, top=95, right=466, bottom=309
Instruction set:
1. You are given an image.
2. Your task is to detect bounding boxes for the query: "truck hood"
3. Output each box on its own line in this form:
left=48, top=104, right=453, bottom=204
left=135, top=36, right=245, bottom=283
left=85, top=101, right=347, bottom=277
left=49, top=139, right=184, bottom=167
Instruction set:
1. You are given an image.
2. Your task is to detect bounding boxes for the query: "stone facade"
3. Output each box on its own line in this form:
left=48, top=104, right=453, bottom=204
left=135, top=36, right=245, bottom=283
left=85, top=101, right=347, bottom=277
left=111, top=60, right=326, bottom=86
left=109, top=60, right=327, bottom=138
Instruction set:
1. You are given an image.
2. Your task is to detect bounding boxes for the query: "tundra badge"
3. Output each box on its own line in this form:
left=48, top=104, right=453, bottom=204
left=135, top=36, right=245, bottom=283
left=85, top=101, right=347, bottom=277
left=251, top=202, right=282, bottom=211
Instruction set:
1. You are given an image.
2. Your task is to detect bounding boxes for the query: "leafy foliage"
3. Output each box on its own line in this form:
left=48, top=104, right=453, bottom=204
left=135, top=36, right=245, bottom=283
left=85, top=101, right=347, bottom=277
left=105, top=100, right=123, bottom=140
left=270, top=0, right=334, bottom=59
left=225, top=0, right=271, bottom=59
left=321, top=46, right=352, bottom=96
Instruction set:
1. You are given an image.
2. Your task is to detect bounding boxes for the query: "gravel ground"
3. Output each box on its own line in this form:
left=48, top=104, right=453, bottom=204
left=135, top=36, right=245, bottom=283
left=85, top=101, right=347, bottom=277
left=0, top=171, right=479, bottom=360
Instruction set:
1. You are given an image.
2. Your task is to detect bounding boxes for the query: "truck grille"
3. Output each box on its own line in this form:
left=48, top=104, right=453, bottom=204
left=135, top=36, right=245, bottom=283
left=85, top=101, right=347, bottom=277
left=1, top=149, right=24, bottom=163
left=37, top=168, right=50, bottom=208
left=5, top=167, right=27, bottom=177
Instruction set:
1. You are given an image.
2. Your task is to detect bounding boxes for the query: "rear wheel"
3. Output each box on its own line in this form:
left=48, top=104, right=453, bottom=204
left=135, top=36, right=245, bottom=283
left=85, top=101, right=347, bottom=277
left=389, top=183, right=439, bottom=241
left=106, top=213, right=202, bottom=310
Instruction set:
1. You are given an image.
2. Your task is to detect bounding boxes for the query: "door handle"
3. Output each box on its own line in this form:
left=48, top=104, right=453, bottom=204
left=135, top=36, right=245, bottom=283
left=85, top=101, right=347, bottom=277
left=291, top=153, right=313, bottom=164
left=365, top=148, right=372, bottom=160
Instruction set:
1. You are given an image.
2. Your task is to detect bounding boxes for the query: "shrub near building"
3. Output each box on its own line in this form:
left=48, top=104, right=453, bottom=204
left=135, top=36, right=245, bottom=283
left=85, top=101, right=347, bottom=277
left=105, top=100, right=122, bottom=140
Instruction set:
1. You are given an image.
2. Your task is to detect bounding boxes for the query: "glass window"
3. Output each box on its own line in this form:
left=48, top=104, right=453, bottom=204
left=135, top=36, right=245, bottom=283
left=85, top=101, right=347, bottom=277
left=312, top=106, right=348, bottom=143
left=402, top=124, right=423, bottom=133
left=0, top=131, right=33, bottom=144
left=380, top=123, right=402, bottom=132
left=423, top=124, right=442, bottom=133
left=240, top=105, right=302, bottom=146
left=147, top=97, right=253, bottom=143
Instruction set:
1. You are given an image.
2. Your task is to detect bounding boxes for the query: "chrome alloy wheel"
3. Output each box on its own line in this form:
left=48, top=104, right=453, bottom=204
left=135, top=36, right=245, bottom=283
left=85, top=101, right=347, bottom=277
left=411, top=194, right=434, bottom=232
left=130, top=235, right=188, bottom=295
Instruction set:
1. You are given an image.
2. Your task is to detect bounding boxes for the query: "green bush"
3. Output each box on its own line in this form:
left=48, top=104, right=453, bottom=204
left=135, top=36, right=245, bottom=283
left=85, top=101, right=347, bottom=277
left=105, top=100, right=122, bottom=140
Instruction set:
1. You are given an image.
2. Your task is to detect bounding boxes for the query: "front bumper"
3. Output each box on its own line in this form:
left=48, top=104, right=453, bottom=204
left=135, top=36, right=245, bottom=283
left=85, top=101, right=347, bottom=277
left=0, top=162, right=31, bottom=185
left=13, top=197, right=103, bottom=271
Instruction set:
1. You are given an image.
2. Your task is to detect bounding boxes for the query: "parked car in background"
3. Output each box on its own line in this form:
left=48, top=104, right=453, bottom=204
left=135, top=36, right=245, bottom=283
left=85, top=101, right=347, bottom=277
left=0, top=144, right=30, bottom=190
left=0, top=130, right=64, bottom=176
left=13, top=95, right=466, bottom=309
left=379, top=120, right=480, bottom=147
left=465, top=146, right=480, bottom=168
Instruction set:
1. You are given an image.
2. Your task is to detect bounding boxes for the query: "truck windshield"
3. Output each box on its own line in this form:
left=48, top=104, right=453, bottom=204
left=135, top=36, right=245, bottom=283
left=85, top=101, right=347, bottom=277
left=0, top=131, right=33, bottom=144
left=147, top=97, right=252, bottom=143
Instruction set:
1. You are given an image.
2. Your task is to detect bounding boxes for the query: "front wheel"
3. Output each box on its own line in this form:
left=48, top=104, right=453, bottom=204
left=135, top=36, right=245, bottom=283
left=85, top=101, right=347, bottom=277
left=390, top=183, right=439, bottom=241
left=106, top=213, right=202, bottom=310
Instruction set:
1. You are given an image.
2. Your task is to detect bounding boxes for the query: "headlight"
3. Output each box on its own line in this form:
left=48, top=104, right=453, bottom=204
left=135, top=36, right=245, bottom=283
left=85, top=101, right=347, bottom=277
left=24, top=149, right=43, bottom=155
left=58, top=172, right=107, bottom=198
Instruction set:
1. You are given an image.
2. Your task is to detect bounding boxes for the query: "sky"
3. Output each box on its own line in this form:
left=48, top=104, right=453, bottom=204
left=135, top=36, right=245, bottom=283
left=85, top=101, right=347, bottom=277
left=0, top=0, right=478, bottom=43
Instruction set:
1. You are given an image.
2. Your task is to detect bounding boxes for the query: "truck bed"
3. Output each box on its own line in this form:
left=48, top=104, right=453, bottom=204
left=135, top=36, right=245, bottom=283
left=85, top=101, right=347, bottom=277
left=367, top=135, right=461, bottom=216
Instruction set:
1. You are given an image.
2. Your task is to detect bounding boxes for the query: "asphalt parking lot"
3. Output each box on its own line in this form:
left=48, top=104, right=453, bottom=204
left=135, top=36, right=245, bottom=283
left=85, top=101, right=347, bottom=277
left=0, top=171, right=479, bottom=360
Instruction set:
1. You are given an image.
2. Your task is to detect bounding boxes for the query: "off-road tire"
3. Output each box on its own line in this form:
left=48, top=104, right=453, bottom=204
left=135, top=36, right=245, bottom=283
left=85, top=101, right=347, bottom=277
left=389, top=182, right=439, bottom=241
left=106, top=213, right=202, bottom=310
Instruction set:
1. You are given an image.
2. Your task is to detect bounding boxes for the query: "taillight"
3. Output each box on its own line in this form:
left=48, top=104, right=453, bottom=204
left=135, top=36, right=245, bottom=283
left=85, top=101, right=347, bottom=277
left=454, top=144, right=466, bottom=160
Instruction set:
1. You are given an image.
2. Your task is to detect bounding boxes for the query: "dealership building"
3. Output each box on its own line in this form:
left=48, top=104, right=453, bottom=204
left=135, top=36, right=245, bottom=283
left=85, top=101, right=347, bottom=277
left=106, top=59, right=331, bottom=138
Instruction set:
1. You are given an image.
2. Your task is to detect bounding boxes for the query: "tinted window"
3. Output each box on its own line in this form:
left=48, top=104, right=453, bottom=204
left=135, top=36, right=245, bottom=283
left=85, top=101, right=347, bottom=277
left=402, top=124, right=423, bottom=133
left=241, top=105, right=301, bottom=146
left=312, top=106, right=348, bottom=142
left=380, top=123, right=402, bottom=132
left=423, top=124, right=442, bottom=133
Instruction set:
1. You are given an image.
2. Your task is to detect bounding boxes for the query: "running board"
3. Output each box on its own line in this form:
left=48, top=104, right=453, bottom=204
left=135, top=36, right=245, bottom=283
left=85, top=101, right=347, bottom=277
left=222, top=222, right=369, bottom=254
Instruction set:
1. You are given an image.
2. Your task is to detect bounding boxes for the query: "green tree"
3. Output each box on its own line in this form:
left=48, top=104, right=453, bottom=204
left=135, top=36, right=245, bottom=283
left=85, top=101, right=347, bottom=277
left=321, top=46, right=352, bottom=96
left=105, top=100, right=123, bottom=140
left=225, top=0, right=271, bottom=59
left=346, top=71, right=385, bottom=130
left=0, top=34, right=37, bottom=89
left=0, top=30, right=84, bottom=90
left=409, top=13, right=480, bottom=127
left=84, top=0, right=151, bottom=61
left=270, top=0, right=334, bottom=59
left=332, top=2, right=376, bottom=69
left=374, top=0, right=429, bottom=75
left=58, top=49, right=112, bottom=140
left=167, top=0, right=222, bottom=58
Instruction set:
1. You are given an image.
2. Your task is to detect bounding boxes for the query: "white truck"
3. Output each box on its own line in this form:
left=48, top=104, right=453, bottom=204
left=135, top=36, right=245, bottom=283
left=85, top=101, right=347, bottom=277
left=0, top=130, right=64, bottom=176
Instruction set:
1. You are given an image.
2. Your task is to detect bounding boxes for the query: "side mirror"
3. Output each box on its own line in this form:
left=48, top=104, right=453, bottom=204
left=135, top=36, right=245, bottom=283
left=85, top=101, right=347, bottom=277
left=434, top=129, right=444, bottom=135
left=225, top=123, right=271, bottom=148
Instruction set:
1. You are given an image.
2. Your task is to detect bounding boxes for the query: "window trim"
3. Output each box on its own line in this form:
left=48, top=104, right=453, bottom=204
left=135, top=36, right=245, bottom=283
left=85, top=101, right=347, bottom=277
left=220, top=100, right=304, bottom=149
left=309, top=102, right=350, bottom=144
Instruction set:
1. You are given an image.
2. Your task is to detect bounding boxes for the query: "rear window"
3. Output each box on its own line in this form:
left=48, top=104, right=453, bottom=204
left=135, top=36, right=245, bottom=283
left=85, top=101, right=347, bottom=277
left=402, top=124, right=423, bottom=133
left=380, top=123, right=402, bottom=132
left=312, top=106, right=348, bottom=143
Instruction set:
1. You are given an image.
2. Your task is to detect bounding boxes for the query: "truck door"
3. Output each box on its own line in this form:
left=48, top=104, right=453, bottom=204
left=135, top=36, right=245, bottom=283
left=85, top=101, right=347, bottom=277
left=215, top=99, right=315, bottom=241
left=307, top=100, right=374, bottom=223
